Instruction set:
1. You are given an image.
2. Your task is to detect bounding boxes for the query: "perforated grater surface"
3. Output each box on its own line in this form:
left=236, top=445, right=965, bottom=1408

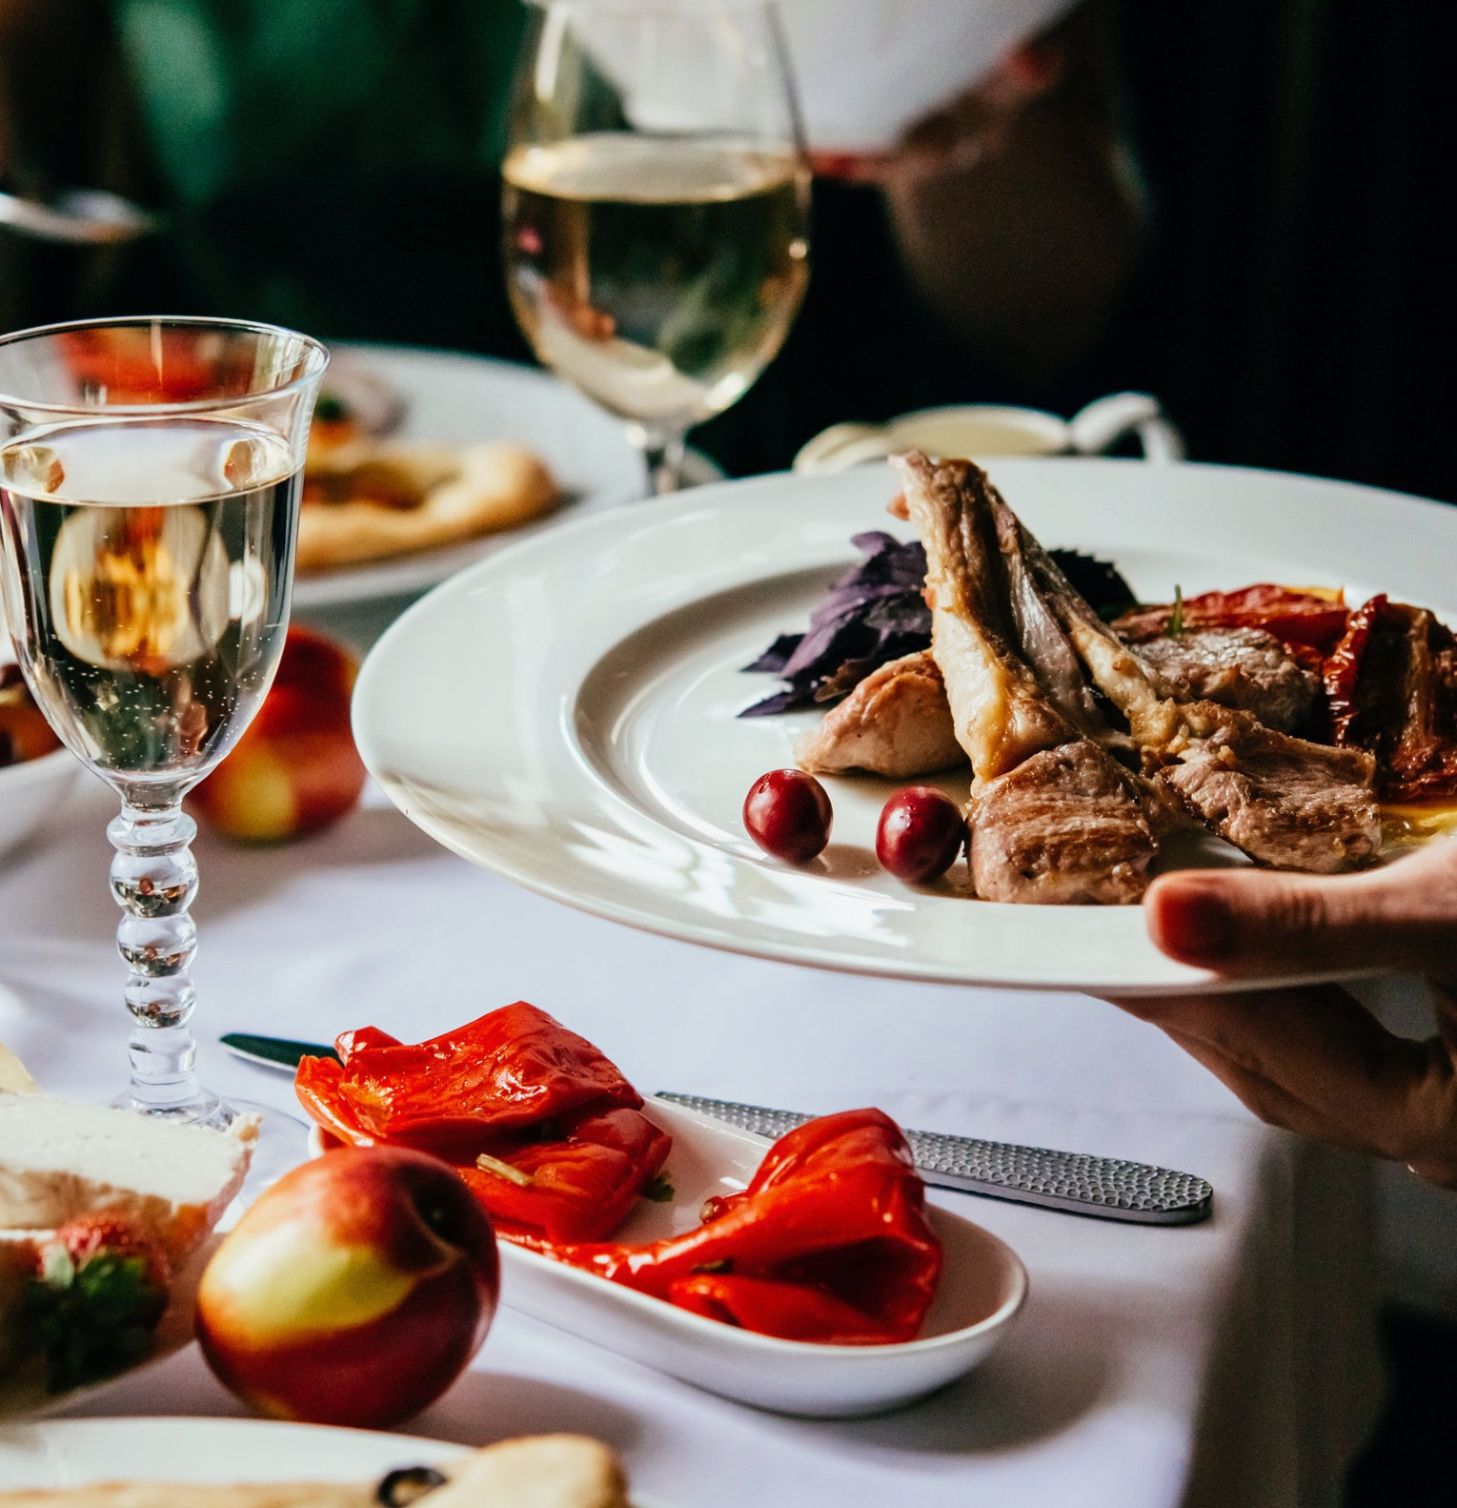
left=655, top=1093, right=1214, bottom=1225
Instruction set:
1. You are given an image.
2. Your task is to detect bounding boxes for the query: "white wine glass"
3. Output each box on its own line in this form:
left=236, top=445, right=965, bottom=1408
left=503, top=0, right=811, bottom=494
left=0, top=316, right=327, bottom=1159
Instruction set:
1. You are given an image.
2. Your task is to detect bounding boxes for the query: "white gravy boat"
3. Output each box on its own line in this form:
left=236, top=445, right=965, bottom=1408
left=794, top=391, right=1185, bottom=474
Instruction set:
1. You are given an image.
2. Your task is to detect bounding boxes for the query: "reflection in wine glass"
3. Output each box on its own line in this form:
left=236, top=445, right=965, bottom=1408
left=503, top=1, right=810, bottom=494
left=0, top=317, right=326, bottom=1169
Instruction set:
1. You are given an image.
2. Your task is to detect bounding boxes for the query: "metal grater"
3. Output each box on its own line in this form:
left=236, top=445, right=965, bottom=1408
left=655, top=1092, right=1213, bottom=1225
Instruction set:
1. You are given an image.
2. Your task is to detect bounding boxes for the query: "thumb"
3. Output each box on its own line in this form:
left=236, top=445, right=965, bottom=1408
left=1144, top=841, right=1457, bottom=982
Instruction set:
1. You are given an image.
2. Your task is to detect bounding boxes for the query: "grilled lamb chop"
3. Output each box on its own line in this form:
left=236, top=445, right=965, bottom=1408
left=1160, top=713, right=1383, bottom=872
left=796, top=650, right=963, bottom=777
left=968, top=741, right=1163, bottom=904
left=1020, top=531, right=1381, bottom=872
left=1130, top=627, right=1320, bottom=732
left=898, top=453, right=1160, bottom=904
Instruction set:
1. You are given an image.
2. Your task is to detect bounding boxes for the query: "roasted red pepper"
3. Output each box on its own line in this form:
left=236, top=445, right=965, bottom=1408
left=1324, top=595, right=1386, bottom=747
left=520, top=1108, right=943, bottom=1345
left=1325, top=595, right=1457, bottom=799
left=295, top=1003, right=670, bottom=1241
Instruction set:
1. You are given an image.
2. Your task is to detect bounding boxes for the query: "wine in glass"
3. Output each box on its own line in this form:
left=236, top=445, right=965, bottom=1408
left=502, top=0, right=810, bottom=494
left=0, top=316, right=327, bottom=1158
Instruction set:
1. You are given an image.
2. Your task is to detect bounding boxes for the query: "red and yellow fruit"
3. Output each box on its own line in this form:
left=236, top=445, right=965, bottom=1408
left=195, top=1147, right=499, bottom=1426
left=188, top=625, right=366, bottom=842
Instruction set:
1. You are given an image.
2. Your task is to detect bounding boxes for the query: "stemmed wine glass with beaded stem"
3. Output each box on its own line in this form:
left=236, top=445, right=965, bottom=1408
left=0, top=316, right=327, bottom=1166
left=502, top=0, right=811, bottom=494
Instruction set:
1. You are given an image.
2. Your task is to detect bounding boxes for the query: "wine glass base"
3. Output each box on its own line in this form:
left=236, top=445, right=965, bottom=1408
left=227, top=1097, right=311, bottom=1202
left=110, top=1087, right=230, bottom=1129
left=110, top=1090, right=310, bottom=1203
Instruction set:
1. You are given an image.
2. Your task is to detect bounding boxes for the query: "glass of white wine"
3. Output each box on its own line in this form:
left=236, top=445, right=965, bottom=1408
left=0, top=316, right=327, bottom=1147
left=503, top=0, right=811, bottom=494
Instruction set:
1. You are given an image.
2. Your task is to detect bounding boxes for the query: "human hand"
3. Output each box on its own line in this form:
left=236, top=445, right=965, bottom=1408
left=1106, top=840, right=1457, bottom=1189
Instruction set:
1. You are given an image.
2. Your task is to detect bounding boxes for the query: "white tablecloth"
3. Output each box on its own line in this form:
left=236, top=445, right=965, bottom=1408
left=0, top=761, right=1380, bottom=1507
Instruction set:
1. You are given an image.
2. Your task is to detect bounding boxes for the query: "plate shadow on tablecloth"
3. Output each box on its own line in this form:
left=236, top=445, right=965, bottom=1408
left=784, top=1282, right=1113, bottom=1457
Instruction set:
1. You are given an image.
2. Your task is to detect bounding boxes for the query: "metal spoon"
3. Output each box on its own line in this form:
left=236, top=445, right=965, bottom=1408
left=0, top=186, right=159, bottom=245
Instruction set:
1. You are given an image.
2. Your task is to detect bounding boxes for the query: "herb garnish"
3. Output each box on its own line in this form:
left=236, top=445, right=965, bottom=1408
left=26, top=1245, right=167, bottom=1393
left=1167, top=584, right=1185, bottom=638
left=642, top=1173, right=675, bottom=1203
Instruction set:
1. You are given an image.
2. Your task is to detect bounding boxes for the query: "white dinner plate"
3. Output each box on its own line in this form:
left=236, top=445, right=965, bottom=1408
left=352, top=458, right=1457, bottom=994
left=291, top=343, right=648, bottom=609
left=310, top=1098, right=1026, bottom=1417
left=0, top=1417, right=672, bottom=1503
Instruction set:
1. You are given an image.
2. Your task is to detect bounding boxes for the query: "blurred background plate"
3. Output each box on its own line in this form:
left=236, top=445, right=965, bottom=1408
left=291, top=343, right=653, bottom=611
left=0, top=746, right=81, bottom=863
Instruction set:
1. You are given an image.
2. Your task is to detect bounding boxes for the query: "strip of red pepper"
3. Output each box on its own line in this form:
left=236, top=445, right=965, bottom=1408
left=1324, top=594, right=1384, bottom=747
left=515, top=1108, right=943, bottom=1346
left=294, top=1003, right=671, bottom=1242
left=1325, top=594, right=1457, bottom=798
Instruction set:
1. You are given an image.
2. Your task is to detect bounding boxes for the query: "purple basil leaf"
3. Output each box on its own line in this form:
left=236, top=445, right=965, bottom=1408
left=780, top=618, right=874, bottom=680
left=742, top=633, right=803, bottom=674
left=863, top=595, right=931, bottom=634
left=849, top=530, right=901, bottom=557
left=740, top=686, right=812, bottom=717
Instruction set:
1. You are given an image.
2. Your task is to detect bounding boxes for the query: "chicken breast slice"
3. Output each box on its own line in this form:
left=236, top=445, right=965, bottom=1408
left=796, top=650, right=964, bottom=777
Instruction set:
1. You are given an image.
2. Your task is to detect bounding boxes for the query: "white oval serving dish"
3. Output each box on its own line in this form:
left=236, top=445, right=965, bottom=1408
left=313, top=1096, right=1026, bottom=1417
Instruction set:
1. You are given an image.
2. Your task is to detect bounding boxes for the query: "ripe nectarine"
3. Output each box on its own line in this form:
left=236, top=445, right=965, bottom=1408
left=188, top=625, right=366, bottom=841
left=196, top=1146, right=499, bottom=1426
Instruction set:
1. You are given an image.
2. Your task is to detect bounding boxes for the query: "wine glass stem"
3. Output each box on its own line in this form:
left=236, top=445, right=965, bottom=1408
left=108, top=799, right=220, bottom=1123
left=635, top=425, right=688, bottom=496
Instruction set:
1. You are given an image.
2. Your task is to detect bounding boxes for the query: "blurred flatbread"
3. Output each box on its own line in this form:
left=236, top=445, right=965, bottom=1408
left=0, top=1432, right=628, bottom=1507
left=297, top=440, right=558, bottom=571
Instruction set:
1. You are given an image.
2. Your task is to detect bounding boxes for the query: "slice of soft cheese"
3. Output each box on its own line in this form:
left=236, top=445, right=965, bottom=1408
left=0, top=1043, right=37, bottom=1095
left=0, top=1095, right=257, bottom=1260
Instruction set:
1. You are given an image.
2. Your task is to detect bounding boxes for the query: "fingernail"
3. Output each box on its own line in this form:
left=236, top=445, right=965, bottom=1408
left=1155, top=887, right=1232, bottom=961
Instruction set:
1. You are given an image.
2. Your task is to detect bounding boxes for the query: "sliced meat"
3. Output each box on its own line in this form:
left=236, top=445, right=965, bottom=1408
left=897, top=453, right=1160, bottom=903
left=992, top=497, right=1127, bottom=750
left=1160, top=709, right=1381, bottom=872
left=899, top=453, right=1066, bottom=778
left=1130, top=627, right=1319, bottom=731
left=796, top=650, right=964, bottom=777
left=1021, top=536, right=1381, bottom=873
left=970, top=741, right=1158, bottom=904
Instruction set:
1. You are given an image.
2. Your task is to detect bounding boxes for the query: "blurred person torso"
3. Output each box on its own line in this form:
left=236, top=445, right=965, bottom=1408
left=0, top=0, right=1140, bottom=475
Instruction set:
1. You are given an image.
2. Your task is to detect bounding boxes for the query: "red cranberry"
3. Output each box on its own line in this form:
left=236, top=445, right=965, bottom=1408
left=743, top=769, right=833, bottom=864
left=876, top=787, right=965, bottom=883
